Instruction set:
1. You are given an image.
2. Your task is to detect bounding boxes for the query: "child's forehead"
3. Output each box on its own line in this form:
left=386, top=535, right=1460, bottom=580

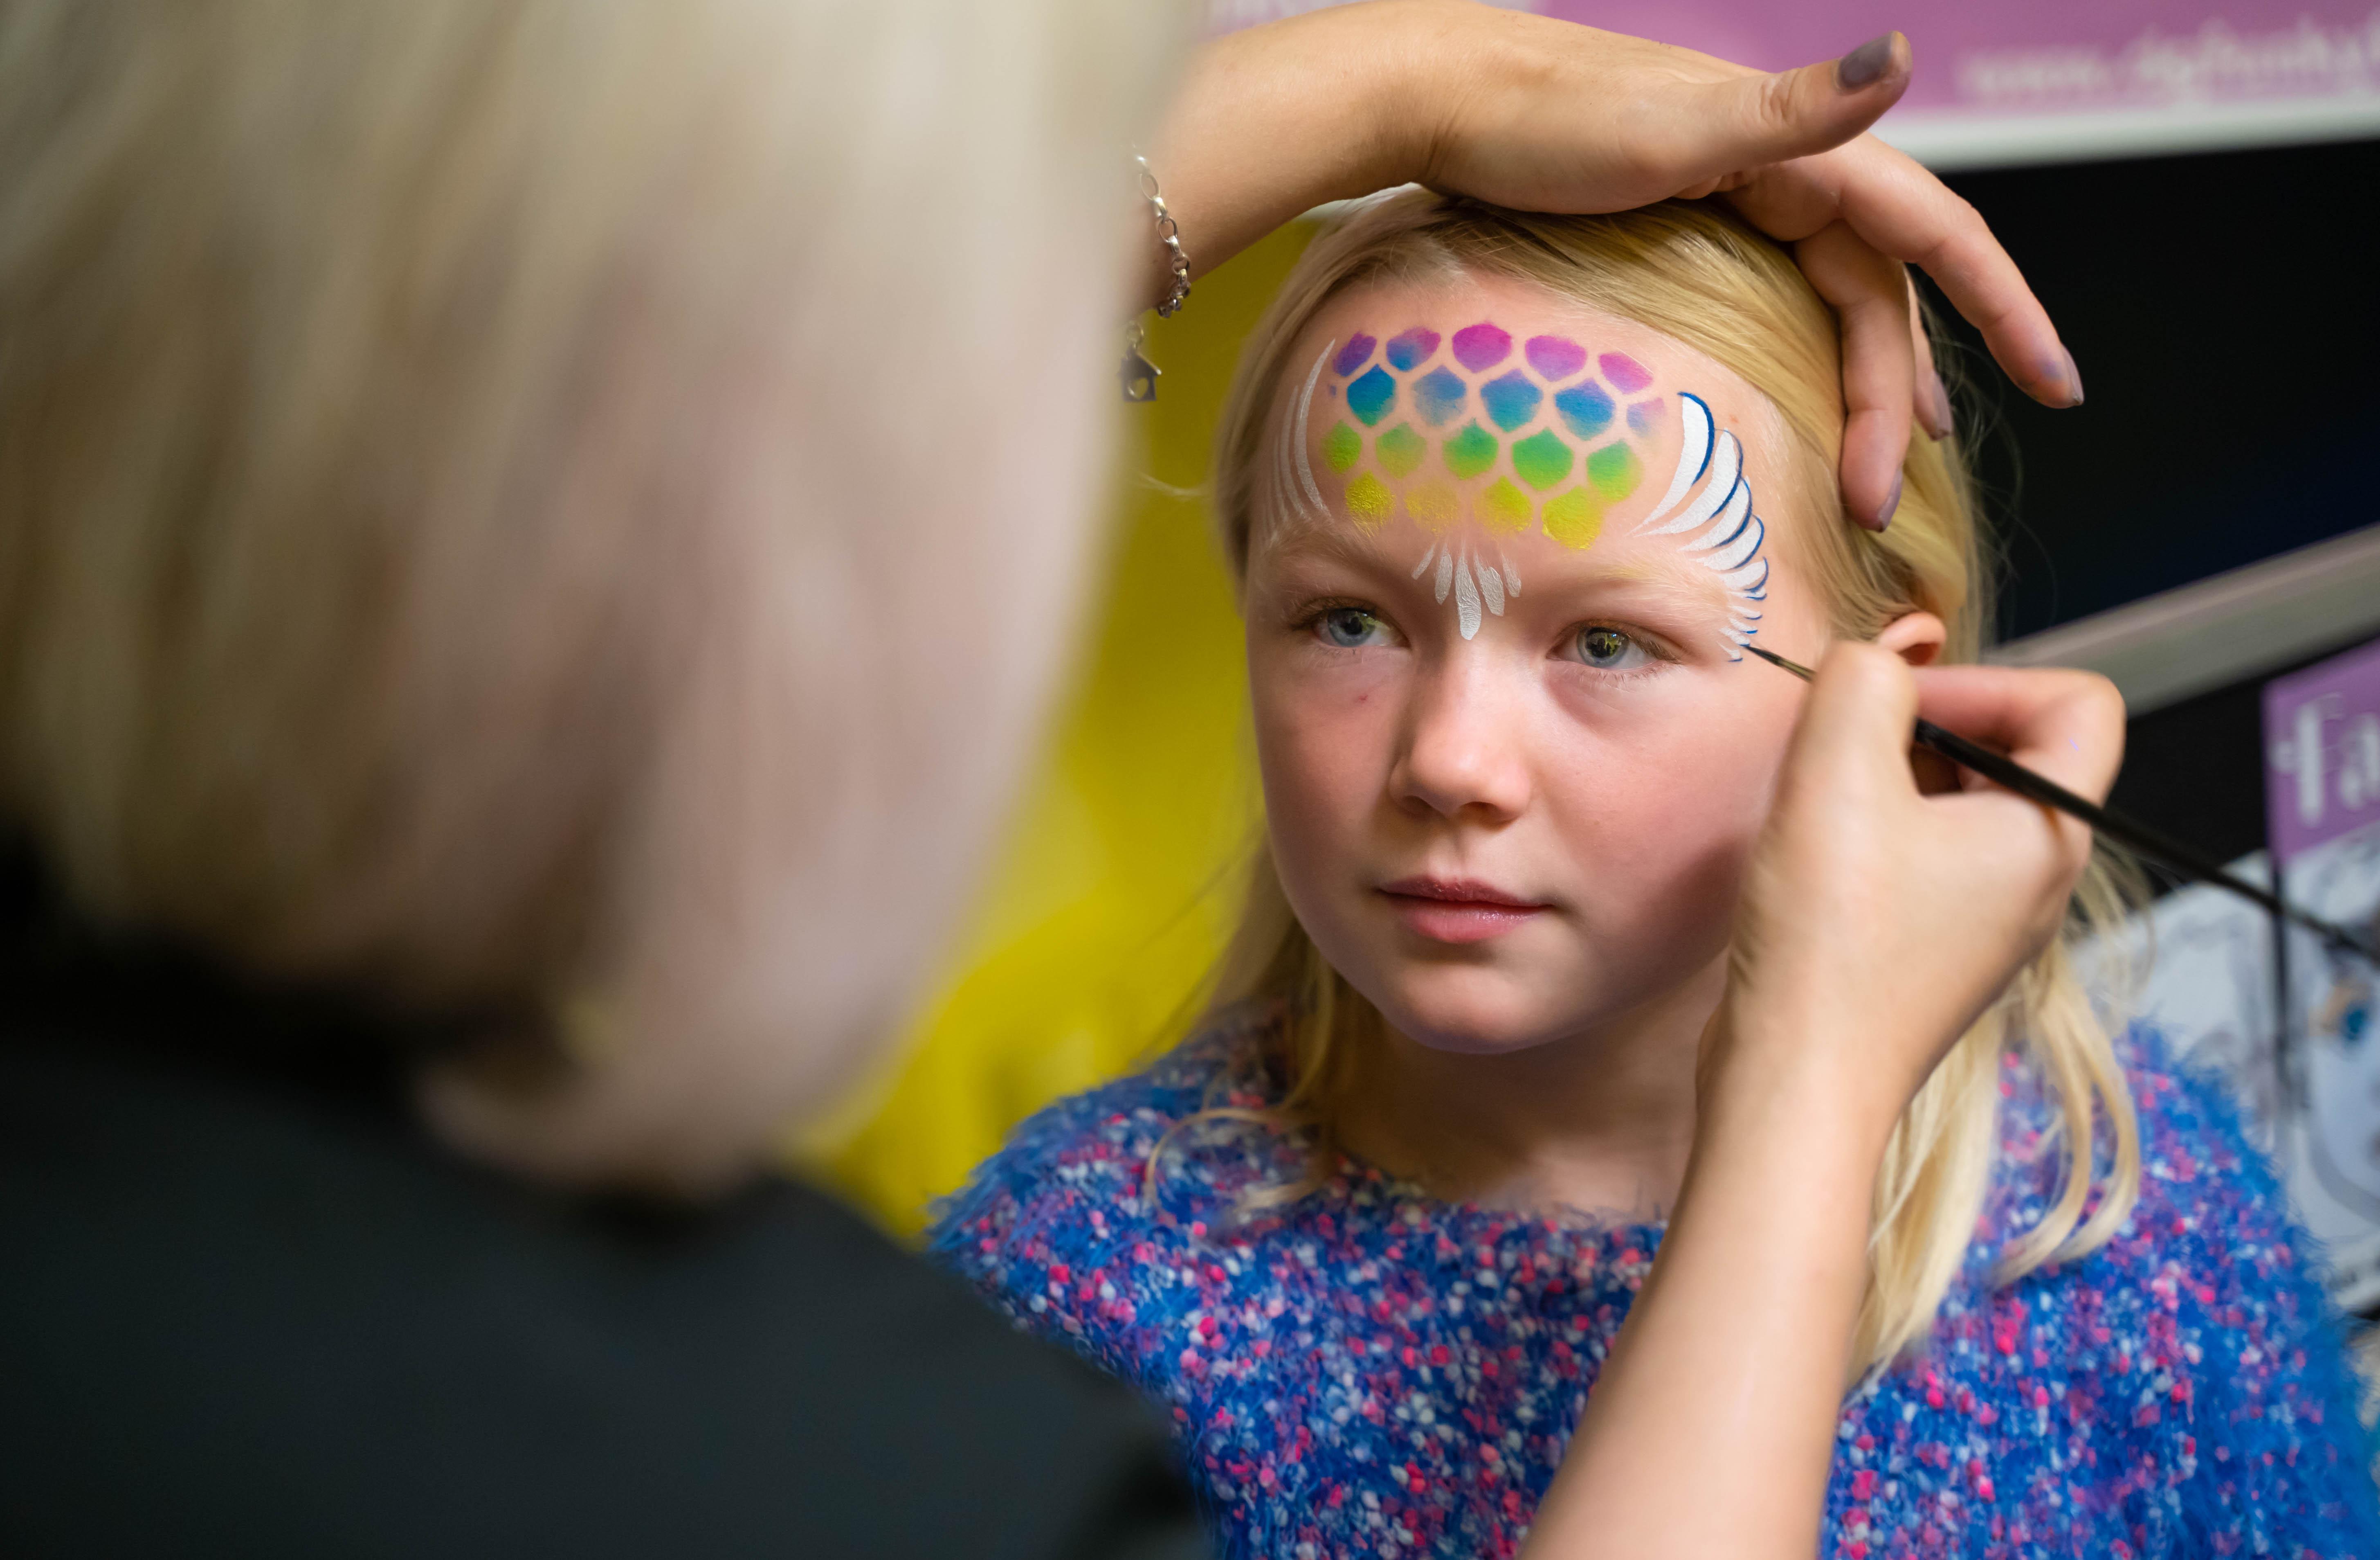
left=1287, top=278, right=1756, bottom=427
left=1263, top=276, right=1794, bottom=656
left=1301, top=277, right=1644, bottom=353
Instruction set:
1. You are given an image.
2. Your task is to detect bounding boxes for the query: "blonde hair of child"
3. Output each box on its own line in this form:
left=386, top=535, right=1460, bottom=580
left=1201, top=193, right=2142, bottom=1376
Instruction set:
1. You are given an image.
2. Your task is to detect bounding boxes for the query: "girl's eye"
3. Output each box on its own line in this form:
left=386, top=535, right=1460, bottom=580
left=1317, top=607, right=1390, bottom=648
left=1573, top=625, right=1652, bottom=671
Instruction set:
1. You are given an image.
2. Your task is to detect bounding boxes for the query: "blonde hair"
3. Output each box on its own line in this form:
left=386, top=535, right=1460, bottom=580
left=1203, top=193, right=2142, bottom=1375
left=0, top=0, right=1177, bottom=1188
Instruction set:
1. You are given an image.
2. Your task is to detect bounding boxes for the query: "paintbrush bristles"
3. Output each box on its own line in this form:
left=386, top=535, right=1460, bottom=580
left=1743, top=643, right=1816, bottom=680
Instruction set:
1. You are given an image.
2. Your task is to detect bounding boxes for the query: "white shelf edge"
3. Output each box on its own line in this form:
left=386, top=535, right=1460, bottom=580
left=1986, top=522, right=2380, bottom=716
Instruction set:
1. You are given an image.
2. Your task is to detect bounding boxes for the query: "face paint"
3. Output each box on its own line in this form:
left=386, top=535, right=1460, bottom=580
left=1292, top=322, right=1767, bottom=656
left=1452, top=322, right=1512, bottom=372
left=1480, top=373, right=1541, bottom=431
left=1346, top=366, right=1397, bottom=426
left=1385, top=329, right=1440, bottom=371
left=1599, top=352, right=1654, bottom=394
left=1412, top=367, right=1466, bottom=427
left=1293, top=322, right=1669, bottom=641
left=1509, top=430, right=1571, bottom=491
left=1332, top=335, right=1378, bottom=377
left=1629, top=393, right=1768, bottom=659
left=1553, top=383, right=1613, bottom=439
left=1525, top=335, right=1587, bottom=380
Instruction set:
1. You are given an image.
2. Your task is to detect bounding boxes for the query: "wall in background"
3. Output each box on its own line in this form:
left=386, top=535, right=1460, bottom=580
left=1933, top=136, right=2380, bottom=645
left=1933, top=137, right=2380, bottom=863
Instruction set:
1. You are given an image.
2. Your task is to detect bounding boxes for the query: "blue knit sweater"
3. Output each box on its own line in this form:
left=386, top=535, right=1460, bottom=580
left=928, top=1010, right=2379, bottom=1559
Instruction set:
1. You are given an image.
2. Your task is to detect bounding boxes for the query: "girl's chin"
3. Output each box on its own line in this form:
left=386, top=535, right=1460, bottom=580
left=1368, top=975, right=1575, bottom=1057
left=1394, top=1027, right=1558, bottom=1059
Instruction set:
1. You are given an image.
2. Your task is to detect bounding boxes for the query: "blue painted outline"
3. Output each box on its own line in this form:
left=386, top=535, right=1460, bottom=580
left=1679, top=393, right=1714, bottom=486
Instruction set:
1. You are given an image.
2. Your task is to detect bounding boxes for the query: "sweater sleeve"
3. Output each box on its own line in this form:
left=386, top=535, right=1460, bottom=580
left=926, top=1078, right=1194, bottom=1399
left=2126, top=1043, right=2380, bottom=1555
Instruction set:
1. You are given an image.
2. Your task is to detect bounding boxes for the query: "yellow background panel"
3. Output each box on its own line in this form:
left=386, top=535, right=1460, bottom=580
left=791, top=223, right=1315, bottom=1235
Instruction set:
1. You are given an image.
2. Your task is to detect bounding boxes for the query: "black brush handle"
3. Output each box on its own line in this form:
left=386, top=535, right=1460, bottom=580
left=1742, top=642, right=2378, bottom=964
left=1911, top=718, right=2376, bottom=964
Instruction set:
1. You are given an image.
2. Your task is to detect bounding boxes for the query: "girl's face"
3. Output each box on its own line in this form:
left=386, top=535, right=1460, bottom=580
left=1247, top=278, right=1840, bottom=1055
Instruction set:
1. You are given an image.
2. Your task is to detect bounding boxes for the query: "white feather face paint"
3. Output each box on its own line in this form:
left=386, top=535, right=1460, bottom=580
left=1629, top=393, right=1768, bottom=660
left=1292, top=346, right=1332, bottom=523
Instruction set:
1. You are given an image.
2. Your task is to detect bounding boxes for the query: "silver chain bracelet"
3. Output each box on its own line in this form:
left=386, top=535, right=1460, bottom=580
left=1121, top=153, right=1192, bottom=402
left=1139, top=155, right=1193, bottom=317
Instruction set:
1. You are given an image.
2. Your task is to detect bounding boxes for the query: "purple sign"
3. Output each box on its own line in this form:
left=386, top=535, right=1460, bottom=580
left=1515, top=0, right=2380, bottom=116
left=2264, top=636, right=2380, bottom=864
left=1209, top=1, right=2380, bottom=113
left=1206, top=2, right=2380, bottom=165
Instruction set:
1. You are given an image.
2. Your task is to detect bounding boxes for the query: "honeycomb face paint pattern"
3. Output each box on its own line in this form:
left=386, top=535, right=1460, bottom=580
left=1303, top=322, right=1672, bottom=642
left=1332, top=335, right=1378, bottom=377
left=1480, top=373, right=1542, bottom=432
left=1451, top=322, right=1512, bottom=372
left=1525, top=335, right=1587, bottom=380
left=1375, top=424, right=1426, bottom=478
left=1509, top=430, right=1572, bottom=491
left=1322, top=422, right=1362, bottom=475
left=1554, top=383, right=1614, bottom=440
left=1346, top=367, right=1397, bottom=426
left=1442, top=424, right=1498, bottom=481
left=1386, top=329, right=1440, bottom=371
left=1412, top=368, right=1466, bottom=428
left=1296, top=323, right=1769, bottom=657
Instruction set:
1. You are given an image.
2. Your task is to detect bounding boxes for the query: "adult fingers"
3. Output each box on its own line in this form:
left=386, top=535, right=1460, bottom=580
left=1779, top=641, right=1924, bottom=805
left=1828, top=144, right=2081, bottom=409
left=1724, top=141, right=2081, bottom=410
left=1910, top=664, right=2128, bottom=803
left=1909, top=272, right=1952, bottom=441
left=1655, top=33, right=1913, bottom=191
left=1795, top=223, right=1912, bottom=531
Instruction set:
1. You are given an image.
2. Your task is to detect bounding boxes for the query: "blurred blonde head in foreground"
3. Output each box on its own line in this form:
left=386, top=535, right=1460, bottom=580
left=0, top=0, right=1174, bottom=1189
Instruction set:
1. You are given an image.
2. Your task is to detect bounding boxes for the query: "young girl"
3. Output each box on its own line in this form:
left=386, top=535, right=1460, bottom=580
left=928, top=196, right=2378, bottom=1558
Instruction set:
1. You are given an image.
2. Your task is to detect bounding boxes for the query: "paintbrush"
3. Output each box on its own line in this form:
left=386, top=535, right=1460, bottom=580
left=1743, top=643, right=2380, bottom=966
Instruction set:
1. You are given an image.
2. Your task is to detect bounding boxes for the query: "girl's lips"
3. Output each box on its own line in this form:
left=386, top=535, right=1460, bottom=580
left=1377, top=878, right=1549, bottom=944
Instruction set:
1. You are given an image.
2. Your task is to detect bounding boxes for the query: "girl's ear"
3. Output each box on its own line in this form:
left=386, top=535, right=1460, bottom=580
left=1876, top=610, right=1947, bottom=668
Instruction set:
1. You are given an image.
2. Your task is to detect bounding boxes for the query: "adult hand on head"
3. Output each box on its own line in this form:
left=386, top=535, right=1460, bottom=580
left=1521, top=646, right=2124, bottom=1560
left=1150, top=0, right=2080, bottom=533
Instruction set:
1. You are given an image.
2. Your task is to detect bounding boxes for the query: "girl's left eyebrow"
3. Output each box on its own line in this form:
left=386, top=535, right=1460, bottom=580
left=1527, top=549, right=1734, bottom=618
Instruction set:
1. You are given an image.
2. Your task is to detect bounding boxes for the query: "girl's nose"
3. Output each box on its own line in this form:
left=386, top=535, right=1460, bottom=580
left=1388, top=656, right=1533, bottom=823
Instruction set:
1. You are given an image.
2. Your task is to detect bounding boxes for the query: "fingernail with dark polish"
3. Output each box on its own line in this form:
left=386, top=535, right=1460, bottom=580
left=1921, top=377, right=1954, bottom=440
left=1836, top=34, right=1897, bottom=91
left=2061, top=347, right=2085, bottom=407
left=1871, top=473, right=1903, bottom=532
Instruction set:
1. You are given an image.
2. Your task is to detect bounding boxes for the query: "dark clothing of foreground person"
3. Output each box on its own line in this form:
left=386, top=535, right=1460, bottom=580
left=0, top=873, right=1202, bottom=1560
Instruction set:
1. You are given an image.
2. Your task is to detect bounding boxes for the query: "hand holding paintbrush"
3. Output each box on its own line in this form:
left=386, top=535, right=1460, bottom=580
left=1745, top=643, right=2380, bottom=966
left=1535, top=642, right=2129, bottom=1557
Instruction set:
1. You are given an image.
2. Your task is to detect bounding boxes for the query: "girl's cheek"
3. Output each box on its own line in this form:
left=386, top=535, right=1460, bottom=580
left=1253, top=643, right=1404, bottom=739
left=1261, top=703, right=1387, bottom=817
left=1540, top=689, right=1780, bottom=857
left=1254, top=683, right=1402, bottom=853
